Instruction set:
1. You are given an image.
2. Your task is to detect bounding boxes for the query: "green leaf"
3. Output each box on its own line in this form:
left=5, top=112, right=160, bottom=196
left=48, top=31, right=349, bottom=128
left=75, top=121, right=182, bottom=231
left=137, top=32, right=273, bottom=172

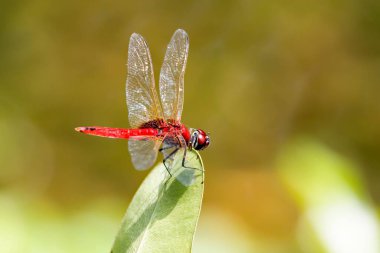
left=111, top=150, right=204, bottom=253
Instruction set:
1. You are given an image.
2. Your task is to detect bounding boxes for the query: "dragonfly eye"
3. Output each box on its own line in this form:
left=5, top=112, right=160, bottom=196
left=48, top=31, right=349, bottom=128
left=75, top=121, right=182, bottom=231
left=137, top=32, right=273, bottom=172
left=191, top=129, right=210, bottom=150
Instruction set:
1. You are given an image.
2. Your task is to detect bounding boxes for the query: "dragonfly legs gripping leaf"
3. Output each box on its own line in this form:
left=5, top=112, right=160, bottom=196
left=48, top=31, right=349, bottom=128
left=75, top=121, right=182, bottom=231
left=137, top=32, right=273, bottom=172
left=159, top=136, right=204, bottom=184
left=181, top=147, right=205, bottom=184
left=181, top=146, right=203, bottom=171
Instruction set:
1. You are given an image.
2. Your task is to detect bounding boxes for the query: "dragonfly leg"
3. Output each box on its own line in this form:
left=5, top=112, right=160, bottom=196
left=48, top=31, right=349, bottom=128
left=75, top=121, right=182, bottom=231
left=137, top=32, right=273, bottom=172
left=181, top=147, right=204, bottom=172
left=159, top=146, right=174, bottom=152
left=180, top=140, right=205, bottom=184
left=162, top=146, right=180, bottom=178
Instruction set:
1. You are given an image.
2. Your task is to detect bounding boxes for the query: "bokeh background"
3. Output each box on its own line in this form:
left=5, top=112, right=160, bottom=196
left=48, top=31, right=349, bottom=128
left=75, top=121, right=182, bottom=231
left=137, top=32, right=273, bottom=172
left=1, top=0, right=380, bottom=252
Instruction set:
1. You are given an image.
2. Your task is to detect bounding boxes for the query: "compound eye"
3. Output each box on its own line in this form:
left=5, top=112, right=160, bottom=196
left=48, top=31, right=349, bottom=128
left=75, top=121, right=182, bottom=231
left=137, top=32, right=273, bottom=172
left=200, top=136, right=210, bottom=150
left=197, top=133, right=206, bottom=146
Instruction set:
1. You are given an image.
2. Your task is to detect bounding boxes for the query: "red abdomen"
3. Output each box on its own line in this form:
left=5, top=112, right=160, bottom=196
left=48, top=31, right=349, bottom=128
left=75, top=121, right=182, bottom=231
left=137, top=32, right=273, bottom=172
left=75, top=127, right=158, bottom=139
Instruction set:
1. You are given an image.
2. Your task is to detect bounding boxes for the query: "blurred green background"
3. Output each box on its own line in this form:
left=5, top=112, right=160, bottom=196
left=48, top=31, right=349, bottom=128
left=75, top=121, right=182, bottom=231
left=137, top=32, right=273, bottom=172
left=1, top=0, right=380, bottom=252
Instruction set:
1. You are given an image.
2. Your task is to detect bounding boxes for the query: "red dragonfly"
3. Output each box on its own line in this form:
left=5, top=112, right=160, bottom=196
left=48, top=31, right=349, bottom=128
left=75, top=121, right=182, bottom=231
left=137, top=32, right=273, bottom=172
left=76, top=29, right=210, bottom=185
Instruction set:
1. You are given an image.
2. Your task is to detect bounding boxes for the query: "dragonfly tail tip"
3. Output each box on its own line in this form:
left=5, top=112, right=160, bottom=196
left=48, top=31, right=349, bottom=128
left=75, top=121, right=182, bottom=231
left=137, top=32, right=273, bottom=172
left=75, top=127, right=85, bottom=132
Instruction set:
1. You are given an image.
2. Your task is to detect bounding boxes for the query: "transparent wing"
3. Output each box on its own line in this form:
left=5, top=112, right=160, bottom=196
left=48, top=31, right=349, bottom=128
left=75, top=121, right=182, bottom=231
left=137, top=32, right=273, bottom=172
left=128, top=138, right=162, bottom=171
left=126, top=33, right=163, bottom=128
left=159, top=29, right=189, bottom=121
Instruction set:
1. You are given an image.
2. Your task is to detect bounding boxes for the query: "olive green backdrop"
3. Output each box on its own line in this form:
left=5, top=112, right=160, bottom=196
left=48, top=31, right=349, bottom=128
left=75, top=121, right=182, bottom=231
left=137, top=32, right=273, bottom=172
left=1, top=0, right=379, bottom=252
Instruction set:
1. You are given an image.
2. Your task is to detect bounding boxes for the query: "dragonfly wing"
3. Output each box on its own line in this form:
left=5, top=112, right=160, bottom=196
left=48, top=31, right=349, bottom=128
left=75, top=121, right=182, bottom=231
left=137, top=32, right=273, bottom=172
left=128, top=138, right=161, bottom=171
left=127, top=33, right=163, bottom=128
left=159, top=29, right=189, bottom=121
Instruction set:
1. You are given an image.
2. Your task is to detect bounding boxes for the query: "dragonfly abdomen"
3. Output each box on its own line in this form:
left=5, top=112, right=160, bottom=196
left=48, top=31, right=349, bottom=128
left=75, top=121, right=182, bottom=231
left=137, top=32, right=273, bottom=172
left=75, top=127, right=158, bottom=139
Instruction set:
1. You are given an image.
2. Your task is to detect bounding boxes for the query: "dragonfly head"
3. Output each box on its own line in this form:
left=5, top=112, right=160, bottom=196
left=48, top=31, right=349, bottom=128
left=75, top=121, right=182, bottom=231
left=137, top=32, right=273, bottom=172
left=190, top=129, right=210, bottom=150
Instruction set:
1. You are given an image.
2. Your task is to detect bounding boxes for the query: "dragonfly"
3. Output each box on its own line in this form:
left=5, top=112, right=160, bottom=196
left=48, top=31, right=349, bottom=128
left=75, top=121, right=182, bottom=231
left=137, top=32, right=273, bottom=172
left=75, top=29, right=210, bottom=185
